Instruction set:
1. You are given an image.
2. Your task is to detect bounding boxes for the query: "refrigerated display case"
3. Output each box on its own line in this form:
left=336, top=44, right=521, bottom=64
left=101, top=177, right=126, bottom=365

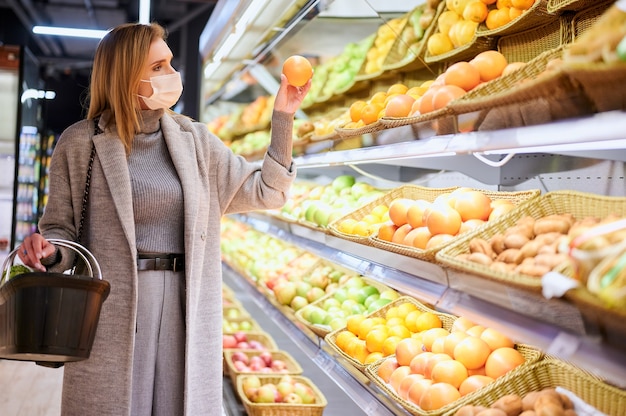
left=202, top=0, right=626, bottom=414
left=0, top=44, right=50, bottom=251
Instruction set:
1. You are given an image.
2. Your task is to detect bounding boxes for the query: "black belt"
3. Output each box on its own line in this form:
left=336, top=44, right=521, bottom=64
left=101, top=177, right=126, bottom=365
left=137, top=253, right=185, bottom=272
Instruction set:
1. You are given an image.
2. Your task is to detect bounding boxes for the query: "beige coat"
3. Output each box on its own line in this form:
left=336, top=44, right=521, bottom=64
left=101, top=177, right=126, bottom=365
left=39, top=111, right=296, bottom=415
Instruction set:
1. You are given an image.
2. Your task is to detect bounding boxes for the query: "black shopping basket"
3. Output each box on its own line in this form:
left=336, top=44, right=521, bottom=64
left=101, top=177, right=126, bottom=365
left=0, top=239, right=110, bottom=367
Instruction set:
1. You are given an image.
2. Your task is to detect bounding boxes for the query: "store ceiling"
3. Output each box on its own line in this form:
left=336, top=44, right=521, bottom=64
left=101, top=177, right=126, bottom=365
left=0, top=0, right=218, bottom=73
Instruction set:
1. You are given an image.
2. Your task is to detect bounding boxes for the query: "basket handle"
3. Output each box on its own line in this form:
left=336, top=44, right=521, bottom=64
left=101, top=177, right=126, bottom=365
left=1, top=239, right=103, bottom=286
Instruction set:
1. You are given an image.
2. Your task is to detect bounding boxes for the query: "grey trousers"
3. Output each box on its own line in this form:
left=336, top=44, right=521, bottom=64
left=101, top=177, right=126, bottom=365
left=131, top=269, right=186, bottom=416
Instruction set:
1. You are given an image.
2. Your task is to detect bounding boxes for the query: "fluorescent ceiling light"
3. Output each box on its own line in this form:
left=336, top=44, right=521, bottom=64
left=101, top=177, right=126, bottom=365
left=139, top=0, right=151, bottom=24
left=33, top=26, right=108, bottom=39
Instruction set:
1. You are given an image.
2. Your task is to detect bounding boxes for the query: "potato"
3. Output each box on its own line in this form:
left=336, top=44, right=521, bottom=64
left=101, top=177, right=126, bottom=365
left=476, top=409, right=508, bottom=416
left=455, top=405, right=488, bottom=416
left=469, top=252, right=494, bottom=266
left=522, top=391, right=541, bottom=411
left=504, top=233, right=530, bottom=250
left=535, top=402, right=565, bottom=416
left=491, top=394, right=523, bottom=416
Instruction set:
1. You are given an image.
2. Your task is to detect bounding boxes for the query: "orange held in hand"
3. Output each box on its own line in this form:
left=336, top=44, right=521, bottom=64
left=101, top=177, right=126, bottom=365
left=282, top=55, right=313, bottom=87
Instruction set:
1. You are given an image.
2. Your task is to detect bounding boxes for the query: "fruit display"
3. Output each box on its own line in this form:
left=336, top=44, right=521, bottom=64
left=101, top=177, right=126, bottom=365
left=295, top=275, right=398, bottom=336
left=317, top=37, right=373, bottom=100
left=296, top=175, right=387, bottom=229
left=224, top=349, right=303, bottom=380
left=222, top=331, right=278, bottom=352
left=365, top=313, right=540, bottom=413
left=326, top=296, right=458, bottom=369
left=222, top=316, right=260, bottom=333
left=237, top=374, right=327, bottom=413
left=360, top=16, right=408, bottom=77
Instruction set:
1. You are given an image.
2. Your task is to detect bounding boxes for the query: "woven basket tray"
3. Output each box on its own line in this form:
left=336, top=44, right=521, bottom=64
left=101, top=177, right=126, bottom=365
left=548, top=0, right=604, bottom=14
left=446, top=45, right=568, bottom=115
left=497, top=16, right=571, bottom=64
left=223, top=305, right=251, bottom=319
left=364, top=344, right=543, bottom=416
left=436, top=190, right=626, bottom=294
left=368, top=188, right=540, bottom=263
left=382, top=2, right=445, bottom=73
left=562, top=61, right=626, bottom=113
left=236, top=374, right=328, bottom=416
left=223, top=331, right=279, bottom=376
left=440, top=358, right=626, bottom=416
left=424, top=34, right=496, bottom=65
left=476, top=0, right=554, bottom=38
left=324, top=296, right=458, bottom=373
left=223, top=316, right=262, bottom=334
left=335, top=120, right=385, bottom=138
left=570, top=0, right=616, bottom=41
left=224, top=349, right=303, bottom=387
left=328, top=184, right=459, bottom=246
left=294, top=275, right=392, bottom=338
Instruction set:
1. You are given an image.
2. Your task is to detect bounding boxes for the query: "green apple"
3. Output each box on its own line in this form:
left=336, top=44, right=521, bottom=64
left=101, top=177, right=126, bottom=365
left=322, top=297, right=341, bottom=311
left=367, top=298, right=393, bottom=314
left=347, top=286, right=367, bottom=304
left=379, top=289, right=400, bottom=301
left=333, top=287, right=348, bottom=303
left=309, top=307, right=328, bottom=325
left=344, top=276, right=365, bottom=289
left=331, top=175, right=356, bottom=192
left=328, top=317, right=347, bottom=331
left=359, top=285, right=380, bottom=299
left=364, top=294, right=380, bottom=309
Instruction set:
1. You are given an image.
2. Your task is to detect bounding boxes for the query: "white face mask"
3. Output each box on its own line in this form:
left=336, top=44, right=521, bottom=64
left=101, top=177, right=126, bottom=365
left=138, top=72, right=183, bottom=110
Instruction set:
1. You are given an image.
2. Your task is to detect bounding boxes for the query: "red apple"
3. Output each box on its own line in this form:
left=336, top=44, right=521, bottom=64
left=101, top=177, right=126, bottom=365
left=258, top=351, right=273, bottom=367
left=242, top=375, right=261, bottom=398
left=236, top=341, right=250, bottom=349
left=230, top=351, right=249, bottom=365
left=233, top=331, right=247, bottom=343
left=255, top=384, right=277, bottom=403
left=270, top=359, right=287, bottom=372
left=293, top=382, right=316, bottom=404
left=248, top=340, right=263, bottom=350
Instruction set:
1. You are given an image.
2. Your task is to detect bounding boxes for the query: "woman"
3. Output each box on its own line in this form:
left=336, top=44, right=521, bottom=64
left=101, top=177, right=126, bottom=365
left=18, top=22, right=310, bottom=415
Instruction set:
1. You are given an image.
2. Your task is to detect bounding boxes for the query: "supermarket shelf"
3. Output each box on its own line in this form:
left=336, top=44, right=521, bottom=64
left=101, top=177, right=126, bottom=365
left=293, top=111, right=626, bottom=183
left=222, top=264, right=411, bottom=416
left=232, top=212, right=626, bottom=389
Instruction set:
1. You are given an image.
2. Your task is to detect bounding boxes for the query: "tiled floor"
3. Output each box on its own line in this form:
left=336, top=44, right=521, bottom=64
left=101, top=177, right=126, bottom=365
left=0, top=360, right=63, bottom=416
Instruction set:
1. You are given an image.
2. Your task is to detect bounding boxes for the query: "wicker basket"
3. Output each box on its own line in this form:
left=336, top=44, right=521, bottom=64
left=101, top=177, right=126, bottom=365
left=570, top=0, right=616, bottom=42
left=223, top=305, right=250, bottom=319
left=436, top=190, right=626, bottom=292
left=294, top=276, right=392, bottom=338
left=364, top=344, right=543, bottom=416
left=547, top=0, right=607, bottom=14
left=562, top=61, right=626, bottom=113
left=367, top=187, right=540, bottom=263
left=440, top=358, right=626, bottom=416
left=424, top=34, right=496, bottom=65
left=223, top=316, right=262, bottom=333
left=335, top=120, right=385, bottom=138
left=497, top=16, right=571, bottom=64
left=382, top=2, right=445, bottom=73
left=328, top=184, right=459, bottom=246
left=236, top=374, right=328, bottom=416
left=224, top=349, right=303, bottom=387
left=476, top=0, right=554, bottom=38
left=324, top=296, right=458, bottom=373
left=223, top=331, right=279, bottom=376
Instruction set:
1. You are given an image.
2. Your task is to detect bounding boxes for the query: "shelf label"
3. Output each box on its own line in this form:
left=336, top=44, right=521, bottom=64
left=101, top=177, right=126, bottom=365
left=313, top=351, right=335, bottom=373
left=546, top=331, right=581, bottom=358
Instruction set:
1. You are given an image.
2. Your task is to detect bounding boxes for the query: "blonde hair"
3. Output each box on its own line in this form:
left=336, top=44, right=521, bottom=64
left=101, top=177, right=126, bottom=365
left=87, top=23, right=167, bottom=155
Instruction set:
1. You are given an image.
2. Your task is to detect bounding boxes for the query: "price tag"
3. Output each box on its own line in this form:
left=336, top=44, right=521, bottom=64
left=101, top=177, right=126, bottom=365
left=546, top=332, right=581, bottom=358
left=438, top=290, right=461, bottom=312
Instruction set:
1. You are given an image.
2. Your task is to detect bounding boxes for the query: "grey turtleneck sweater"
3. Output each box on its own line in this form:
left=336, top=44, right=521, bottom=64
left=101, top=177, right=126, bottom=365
left=127, top=109, right=184, bottom=254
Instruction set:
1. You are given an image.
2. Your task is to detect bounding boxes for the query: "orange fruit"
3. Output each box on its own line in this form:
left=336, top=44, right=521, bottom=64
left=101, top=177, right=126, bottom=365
left=458, top=374, right=494, bottom=396
left=502, top=61, right=527, bottom=76
left=496, top=0, right=512, bottom=6
left=509, top=6, right=524, bottom=19
left=484, top=347, right=525, bottom=379
left=358, top=317, right=386, bottom=340
left=432, top=85, right=466, bottom=110
left=463, top=1, right=488, bottom=23
left=369, top=91, right=388, bottom=105
left=349, top=100, right=368, bottom=123
left=488, top=201, right=515, bottom=220
left=361, top=102, right=384, bottom=125
left=511, top=0, right=534, bottom=9
left=336, top=330, right=358, bottom=351
left=459, top=219, right=486, bottom=234
left=431, top=336, right=447, bottom=354
left=388, top=198, right=415, bottom=227
left=443, top=331, right=470, bottom=357
left=431, top=359, right=469, bottom=389
left=417, top=86, right=442, bottom=115
left=346, top=314, right=366, bottom=335
left=466, top=325, right=487, bottom=337
left=365, top=351, right=385, bottom=365
left=377, top=356, right=400, bottom=383
left=425, top=204, right=462, bottom=236
left=453, top=336, right=491, bottom=370
left=480, top=327, right=515, bottom=351
left=282, top=55, right=313, bottom=87
left=453, top=190, right=493, bottom=221
left=470, top=50, right=508, bottom=82
left=396, top=337, right=426, bottom=366
left=419, top=382, right=461, bottom=411
left=424, top=352, right=454, bottom=379
left=392, top=223, right=414, bottom=245
left=377, top=221, right=399, bottom=242
left=421, top=328, right=450, bottom=352
left=388, top=325, right=412, bottom=340
left=407, top=378, right=434, bottom=405
left=426, top=234, right=456, bottom=250
left=451, top=316, right=475, bottom=333
left=480, top=0, right=497, bottom=4
left=409, top=351, right=434, bottom=375
left=444, top=61, right=481, bottom=92
left=486, top=7, right=511, bottom=29
left=409, top=226, right=433, bottom=250
left=389, top=365, right=412, bottom=392
left=406, top=200, right=431, bottom=228
left=385, top=94, right=416, bottom=118
left=398, top=374, right=426, bottom=400
left=387, top=83, right=409, bottom=95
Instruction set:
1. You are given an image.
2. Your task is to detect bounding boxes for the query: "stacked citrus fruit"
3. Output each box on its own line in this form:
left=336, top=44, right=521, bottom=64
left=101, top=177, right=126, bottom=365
left=372, top=187, right=516, bottom=250
left=375, top=315, right=527, bottom=411
left=332, top=298, right=446, bottom=365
